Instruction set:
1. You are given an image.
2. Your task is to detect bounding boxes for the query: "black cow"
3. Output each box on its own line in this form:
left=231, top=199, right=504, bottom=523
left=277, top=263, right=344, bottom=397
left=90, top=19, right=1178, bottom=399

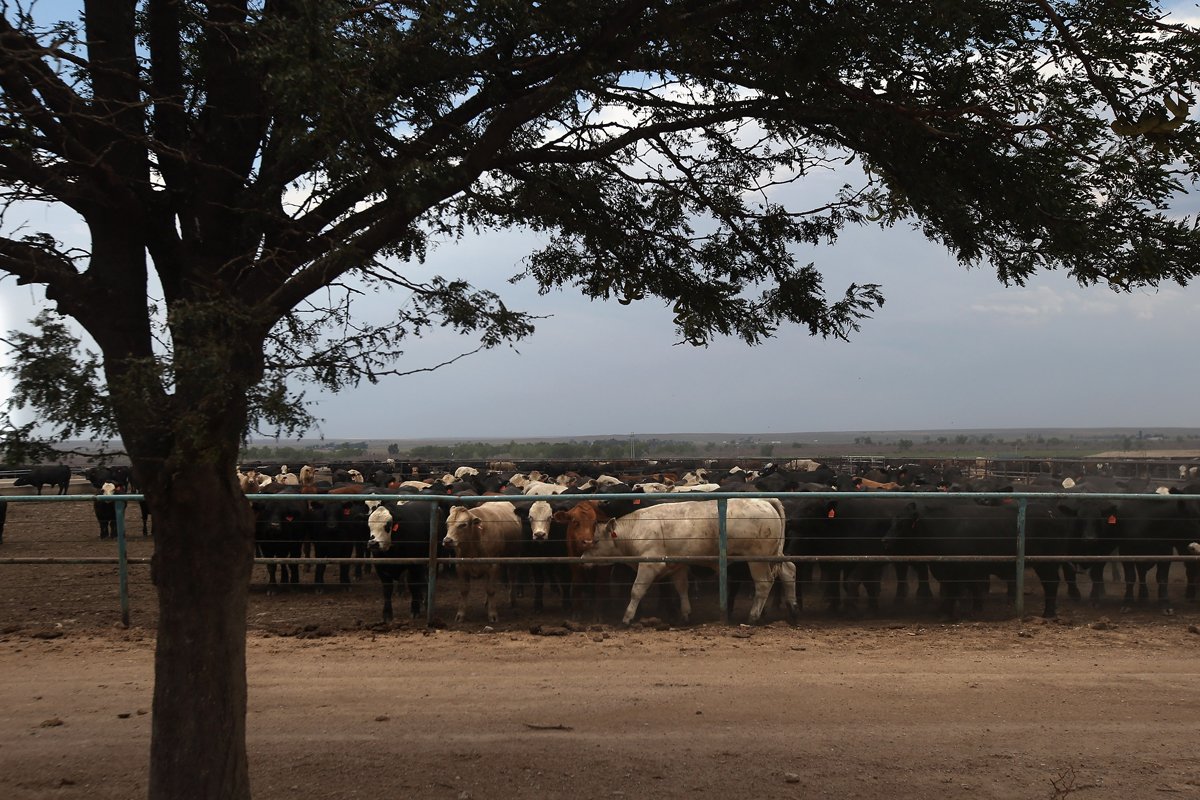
left=883, top=498, right=1083, bottom=619
left=307, top=488, right=373, bottom=585
left=14, top=464, right=71, bottom=495
left=1072, top=491, right=1200, bottom=613
left=366, top=499, right=444, bottom=623
left=252, top=487, right=307, bottom=590
left=787, top=494, right=932, bottom=614
left=84, top=465, right=152, bottom=536
left=93, top=481, right=119, bottom=539
left=513, top=499, right=572, bottom=613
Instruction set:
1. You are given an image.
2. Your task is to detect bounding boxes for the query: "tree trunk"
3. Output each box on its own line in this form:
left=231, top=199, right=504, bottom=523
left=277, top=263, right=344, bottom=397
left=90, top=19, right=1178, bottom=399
left=147, top=468, right=255, bottom=800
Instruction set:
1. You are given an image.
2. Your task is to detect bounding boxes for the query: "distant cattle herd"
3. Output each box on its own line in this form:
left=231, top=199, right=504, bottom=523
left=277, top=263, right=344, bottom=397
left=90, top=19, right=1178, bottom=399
left=4, top=457, right=1200, bottom=625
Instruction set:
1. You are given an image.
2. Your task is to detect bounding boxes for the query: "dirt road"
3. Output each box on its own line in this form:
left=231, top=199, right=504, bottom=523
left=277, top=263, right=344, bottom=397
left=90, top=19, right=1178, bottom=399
left=3, top=620, right=1200, bottom=800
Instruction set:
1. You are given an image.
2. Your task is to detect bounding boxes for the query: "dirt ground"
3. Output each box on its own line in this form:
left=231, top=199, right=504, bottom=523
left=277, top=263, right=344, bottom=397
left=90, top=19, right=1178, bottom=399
left=2, top=496, right=1200, bottom=799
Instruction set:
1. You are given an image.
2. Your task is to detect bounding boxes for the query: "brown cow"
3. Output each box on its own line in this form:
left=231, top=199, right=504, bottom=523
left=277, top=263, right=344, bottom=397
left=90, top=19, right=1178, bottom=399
left=443, top=502, right=523, bottom=623
left=552, top=500, right=615, bottom=621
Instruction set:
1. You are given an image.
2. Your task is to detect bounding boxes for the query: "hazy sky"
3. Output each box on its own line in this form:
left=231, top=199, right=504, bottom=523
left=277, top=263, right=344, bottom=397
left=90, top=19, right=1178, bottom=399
left=2, top=3, right=1199, bottom=440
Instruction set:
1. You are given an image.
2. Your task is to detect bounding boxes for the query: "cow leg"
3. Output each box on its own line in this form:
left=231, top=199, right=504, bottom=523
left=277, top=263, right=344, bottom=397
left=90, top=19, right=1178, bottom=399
left=1120, top=562, right=1137, bottom=611
left=778, top=562, right=800, bottom=623
left=894, top=562, right=911, bottom=604
left=1156, top=561, right=1173, bottom=615
left=1185, top=560, right=1198, bottom=602
left=1034, top=564, right=1060, bottom=619
left=623, top=563, right=667, bottom=625
left=379, top=569, right=395, bottom=624
left=914, top=563, right=933, bottom=601
left=1061, top=563, right=1082, bottom=600
left=531, top=563, right=545, bottom=612
left=408, top=566, right=425, bottom=619
left=746, top=562, right=779, bottom=624
left=1087, top=563, right=1106, bottom=604
left=486, top=565, right=506, bottom=624
left=1136, top=563, right=1152, bottom=604
left=859, top=564, right=882, bottom=615
left=455, top=571, right=471, bottom=623
left=670, top=568, right=691, bottom=624
left=821, top=563, right=843, bottom=613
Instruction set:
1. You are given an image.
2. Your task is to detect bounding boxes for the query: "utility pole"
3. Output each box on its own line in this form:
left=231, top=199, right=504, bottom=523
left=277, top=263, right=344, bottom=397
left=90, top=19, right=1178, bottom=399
left=630, top=433, right=635, bottom=459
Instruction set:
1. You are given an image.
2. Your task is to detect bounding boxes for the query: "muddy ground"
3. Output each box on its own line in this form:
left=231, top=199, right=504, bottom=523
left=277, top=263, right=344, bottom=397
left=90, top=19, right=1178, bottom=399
left=2, top=497, right=1200, bottom=799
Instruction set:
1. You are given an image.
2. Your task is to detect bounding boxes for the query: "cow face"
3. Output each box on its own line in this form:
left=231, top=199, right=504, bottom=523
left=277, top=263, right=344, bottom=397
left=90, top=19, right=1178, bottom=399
left=557, top=501, right=607, bottom=557
left=442, top=506, right=476, bottom=549
left=367, top=505, right=395, bottom=550
left=527, top=501, right=553, bottom=541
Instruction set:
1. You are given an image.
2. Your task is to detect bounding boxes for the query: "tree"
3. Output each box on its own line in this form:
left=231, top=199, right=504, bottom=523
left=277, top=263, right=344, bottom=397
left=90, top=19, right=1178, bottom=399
left=1, top=3, right=1197, bottom=798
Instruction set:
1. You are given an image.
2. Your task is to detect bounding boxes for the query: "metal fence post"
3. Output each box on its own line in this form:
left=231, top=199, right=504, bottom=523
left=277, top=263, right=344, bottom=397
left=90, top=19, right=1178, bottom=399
left=1015, top=498, right=1027, bottom=618
left=717, top=497, right=729, bottom=624
left=115, top=499, right=130, bottom=628
left=426, top=499, right=439, bottom=627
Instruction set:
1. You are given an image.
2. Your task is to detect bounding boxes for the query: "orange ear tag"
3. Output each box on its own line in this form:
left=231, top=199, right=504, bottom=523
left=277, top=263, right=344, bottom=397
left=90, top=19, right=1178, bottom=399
left=827, top=509, right=836, bottom=519
left=632, top=499, right=641, bottom=506
left=391, top=522, right=400, bottom=533
left=1107, top=515, right=1117, bottom=525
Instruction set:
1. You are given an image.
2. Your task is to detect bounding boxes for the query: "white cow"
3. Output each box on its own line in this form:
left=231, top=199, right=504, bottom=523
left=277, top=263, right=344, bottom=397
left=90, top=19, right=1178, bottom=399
left=581, top=498, right=797, bottom=625
left=527, top=500, right=554, bottom=541
left=443, top=502, right=523, bottom=623
left=523, top=480, right=567, bottom=496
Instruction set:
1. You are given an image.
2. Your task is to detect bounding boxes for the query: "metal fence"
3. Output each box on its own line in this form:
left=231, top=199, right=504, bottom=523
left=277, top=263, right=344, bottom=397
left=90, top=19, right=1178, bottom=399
left=3, top=489, right=1200, bottom=628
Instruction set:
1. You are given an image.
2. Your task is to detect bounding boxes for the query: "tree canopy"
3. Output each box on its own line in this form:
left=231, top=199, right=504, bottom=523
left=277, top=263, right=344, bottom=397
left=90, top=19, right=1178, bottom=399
left=0, top=2, right=1197, bottom=798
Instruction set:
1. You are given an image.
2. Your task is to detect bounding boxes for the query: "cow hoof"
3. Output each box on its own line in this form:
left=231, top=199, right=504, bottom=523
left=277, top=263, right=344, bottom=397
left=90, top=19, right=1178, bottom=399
left=1119, top=605, right=1133, bottom=614
left=1162, top=607, right=1175, bottom=616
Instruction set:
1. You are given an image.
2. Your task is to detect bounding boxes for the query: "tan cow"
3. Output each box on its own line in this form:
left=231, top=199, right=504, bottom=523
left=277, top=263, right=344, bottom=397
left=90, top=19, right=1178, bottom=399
left=442, top=502, right=523, bottom=623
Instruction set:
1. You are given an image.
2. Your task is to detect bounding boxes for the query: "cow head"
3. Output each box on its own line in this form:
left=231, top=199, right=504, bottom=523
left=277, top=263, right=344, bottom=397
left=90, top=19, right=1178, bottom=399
left=527, top=501, right=553, bottom=541
left=443, top=506, right=478, bottom=549
left=555, top=501, right=609, bottom=556
left=367, top=505, right=395, bottom=550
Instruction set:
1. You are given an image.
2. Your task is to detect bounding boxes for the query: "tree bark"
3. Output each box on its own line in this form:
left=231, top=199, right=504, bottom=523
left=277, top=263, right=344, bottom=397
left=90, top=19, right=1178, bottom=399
left=147, top=467, right=255, bottom=800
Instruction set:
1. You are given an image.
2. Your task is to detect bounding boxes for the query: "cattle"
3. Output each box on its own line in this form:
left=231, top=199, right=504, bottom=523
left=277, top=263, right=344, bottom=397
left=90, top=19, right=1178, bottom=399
left=553, top=500, right=617, bottom=620
left=251, top=486, right=307, bottom=590
left=366, top=499, right=443, bottom=623
left=307, top=486, right=373, bottom=586
left=84, top=465, right=151, bottom=536
left=442, top=502, right=523, bottom=623
left=93, top=481, right=119, bottom=539
left=883, top=498, right=1084, bottom=619
left=514, top=500, right=571, bottom=613
left=580, top=498, right=798, bottom=626
left=786, top=494, right=932, bottom=614
left=14, top=464, right=71, bottom=495
left=1070, top=492, right=1200, bottom=613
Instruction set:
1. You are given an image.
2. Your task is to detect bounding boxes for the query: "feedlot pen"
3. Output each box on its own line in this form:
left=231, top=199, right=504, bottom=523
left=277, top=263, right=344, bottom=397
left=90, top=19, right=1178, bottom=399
left=3, top=498, right=1200, bottom=799
left=3, top=493, right=1200, bottom=632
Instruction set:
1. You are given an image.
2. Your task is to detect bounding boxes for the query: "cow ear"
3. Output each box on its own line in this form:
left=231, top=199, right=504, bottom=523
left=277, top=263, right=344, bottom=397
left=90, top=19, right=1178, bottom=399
left=552, top=511, right=568, bottom=523
left=606, top=521, right=618, bottom=539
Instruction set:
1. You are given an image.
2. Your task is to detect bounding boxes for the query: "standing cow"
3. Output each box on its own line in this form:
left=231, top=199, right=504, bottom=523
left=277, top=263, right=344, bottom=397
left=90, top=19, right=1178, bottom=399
left=442, top=501, right=523, bottom=623
left=581, top=498, right=798, bottom=626
left=93, top=481, right=119, bottom=539
left=14, top=464, right=71, bottom=495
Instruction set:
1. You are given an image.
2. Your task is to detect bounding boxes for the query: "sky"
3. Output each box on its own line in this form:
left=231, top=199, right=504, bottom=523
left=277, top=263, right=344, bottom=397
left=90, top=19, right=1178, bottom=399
left=2, top=4, right=1199, bottom=441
